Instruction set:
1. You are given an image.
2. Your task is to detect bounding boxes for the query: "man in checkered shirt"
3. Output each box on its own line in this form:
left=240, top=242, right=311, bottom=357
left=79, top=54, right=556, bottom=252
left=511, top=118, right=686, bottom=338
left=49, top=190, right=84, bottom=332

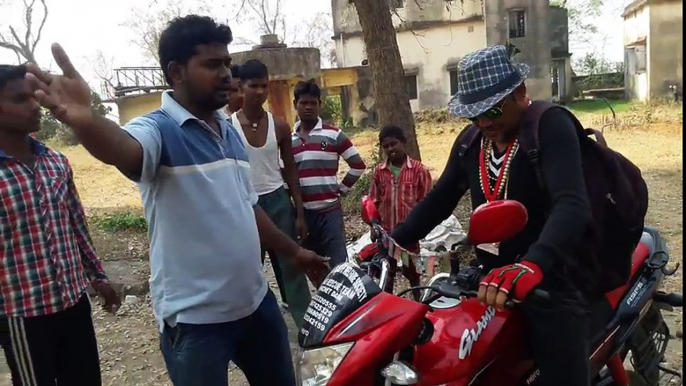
left=0, top=64, right=120, bottom=386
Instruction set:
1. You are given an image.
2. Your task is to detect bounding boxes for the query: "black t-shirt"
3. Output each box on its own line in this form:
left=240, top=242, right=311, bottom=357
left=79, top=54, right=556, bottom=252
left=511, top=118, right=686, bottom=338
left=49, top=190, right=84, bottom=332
left=391, top=108, right=593, bottom=276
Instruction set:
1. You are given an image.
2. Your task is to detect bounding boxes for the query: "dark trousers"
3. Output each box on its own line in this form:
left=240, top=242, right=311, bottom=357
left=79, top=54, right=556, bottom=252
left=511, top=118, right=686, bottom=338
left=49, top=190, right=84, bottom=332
left=303, top=205, right=348, bottom=268
left=521, top=276, right=591, bottom=386
left=160, top=290, right=295, bottom=386
left=257, top=187, right=312, bottom=328
left=0, top=294, right=101, bottom=386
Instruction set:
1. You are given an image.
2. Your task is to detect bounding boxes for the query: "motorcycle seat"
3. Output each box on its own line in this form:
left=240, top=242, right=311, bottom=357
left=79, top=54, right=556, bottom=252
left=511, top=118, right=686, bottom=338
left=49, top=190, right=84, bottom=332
left=587, top=227, right=664, bottom=348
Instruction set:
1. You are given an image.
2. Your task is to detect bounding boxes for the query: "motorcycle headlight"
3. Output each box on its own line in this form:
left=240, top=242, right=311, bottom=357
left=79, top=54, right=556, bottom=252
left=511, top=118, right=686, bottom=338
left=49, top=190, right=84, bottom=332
left=296, top=342, right=354, bottom=386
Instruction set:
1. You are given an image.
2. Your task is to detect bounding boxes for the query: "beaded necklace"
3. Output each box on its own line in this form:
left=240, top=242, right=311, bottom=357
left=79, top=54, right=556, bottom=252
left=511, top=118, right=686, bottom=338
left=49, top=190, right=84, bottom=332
left=478, top=137, right=519, bottom=202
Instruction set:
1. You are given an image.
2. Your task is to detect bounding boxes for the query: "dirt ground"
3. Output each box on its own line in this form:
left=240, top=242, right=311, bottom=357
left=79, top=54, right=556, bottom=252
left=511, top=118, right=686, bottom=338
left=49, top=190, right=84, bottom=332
left=1, top=103, right=682, bottom=385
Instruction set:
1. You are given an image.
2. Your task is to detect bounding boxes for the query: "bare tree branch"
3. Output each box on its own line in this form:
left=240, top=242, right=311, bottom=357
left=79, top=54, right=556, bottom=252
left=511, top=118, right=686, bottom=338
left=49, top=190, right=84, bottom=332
left=232, top=36, right=259, bottom=46
left=0, top=0, right=46, bottom=65
left=550, top=0, right=605, bottom=50
left=31, top=0, right=48, bottom=54
left=122, top=0, right=211, bottom=64
left=388, top=1, right=429, bottom=54
left=290, top=11, right=336, bottom=67
left=87, top=49, right=117, bottom=99
left=23, top=0, right=33, bottom=48
left=0, top=40, right=23, bottom=60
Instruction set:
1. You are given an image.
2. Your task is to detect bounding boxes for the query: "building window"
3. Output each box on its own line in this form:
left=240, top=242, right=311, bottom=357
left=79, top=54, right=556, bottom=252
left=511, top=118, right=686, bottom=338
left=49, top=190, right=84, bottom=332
left=626, top=44, right=647, bottom=74
left=635, top=45, right=647, bottom=72
left=508, top=10, right=526, bottom=38
left=390, top=0, right=403, bottom=8
left=405, top=74, right=418, bottom=100
left=449, top=69, right=459, bottom=96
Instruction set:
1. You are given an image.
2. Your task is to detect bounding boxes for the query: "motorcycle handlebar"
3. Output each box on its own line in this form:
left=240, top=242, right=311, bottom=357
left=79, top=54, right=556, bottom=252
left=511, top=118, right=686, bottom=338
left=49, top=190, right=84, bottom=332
left=431, top=281, right=550, bottom=309
left=365, top=228, right=552, bottom=307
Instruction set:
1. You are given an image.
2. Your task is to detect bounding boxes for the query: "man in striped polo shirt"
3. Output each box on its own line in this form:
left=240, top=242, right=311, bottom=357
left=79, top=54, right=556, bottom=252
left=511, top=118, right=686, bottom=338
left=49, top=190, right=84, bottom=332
left=292, top=79, right=367, bottom=269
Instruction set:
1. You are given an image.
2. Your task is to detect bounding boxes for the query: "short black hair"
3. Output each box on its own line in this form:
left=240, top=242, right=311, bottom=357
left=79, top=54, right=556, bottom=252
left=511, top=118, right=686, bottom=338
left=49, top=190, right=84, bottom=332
left=240, top=59, right=268, bottom=81
left=158, top=15, right=233, bottom=85
left=379, top=125, right=407, bottom=143
left=230, top=64, right=241, bottom=80
left=293, top=79, right=321, bottom=102
left=0, top=64, right=27, bottom=92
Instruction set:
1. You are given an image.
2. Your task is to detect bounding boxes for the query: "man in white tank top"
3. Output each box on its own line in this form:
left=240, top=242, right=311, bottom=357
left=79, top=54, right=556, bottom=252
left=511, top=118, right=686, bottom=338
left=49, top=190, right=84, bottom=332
left=230, top=59, right=312, bottom=329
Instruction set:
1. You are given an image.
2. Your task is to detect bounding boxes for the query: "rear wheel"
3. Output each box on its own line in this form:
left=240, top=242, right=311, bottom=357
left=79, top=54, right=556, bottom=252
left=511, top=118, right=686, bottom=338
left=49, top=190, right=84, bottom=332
left=599, top=305, right=672, bottom=386
left=626, top=305, right=667, bottom=385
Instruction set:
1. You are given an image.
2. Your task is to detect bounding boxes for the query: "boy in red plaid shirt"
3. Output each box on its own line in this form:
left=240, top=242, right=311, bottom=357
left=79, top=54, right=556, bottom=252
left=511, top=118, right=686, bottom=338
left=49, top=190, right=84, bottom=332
left=369, top=125, right=432, bottom=294
left=0, top=64, right=120, bottom=386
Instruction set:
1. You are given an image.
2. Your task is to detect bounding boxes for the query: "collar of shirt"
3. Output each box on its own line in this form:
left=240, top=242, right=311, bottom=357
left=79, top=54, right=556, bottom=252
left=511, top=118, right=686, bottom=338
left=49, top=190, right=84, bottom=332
left=0, top=137, right=48, bottom=160
left=379, top=156, right=415, bottom=170
left=293, top=117, right=323, bottom=134
left=160, top=90, right=230, bottom=128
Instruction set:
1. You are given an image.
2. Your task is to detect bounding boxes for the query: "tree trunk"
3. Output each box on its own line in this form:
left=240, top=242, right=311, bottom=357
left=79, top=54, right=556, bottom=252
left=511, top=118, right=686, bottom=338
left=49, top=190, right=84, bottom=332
left=352, top=0, right=421, bottom=161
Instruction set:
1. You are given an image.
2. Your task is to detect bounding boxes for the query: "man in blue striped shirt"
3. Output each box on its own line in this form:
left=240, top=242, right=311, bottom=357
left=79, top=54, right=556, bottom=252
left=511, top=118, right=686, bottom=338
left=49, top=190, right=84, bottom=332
left=26, top=15, right=328, bottom=386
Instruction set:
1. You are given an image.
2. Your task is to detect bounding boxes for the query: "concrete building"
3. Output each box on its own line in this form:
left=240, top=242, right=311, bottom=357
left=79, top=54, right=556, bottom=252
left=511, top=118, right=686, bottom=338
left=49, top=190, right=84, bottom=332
left=331, top=0, right=572, bottom=111
left=623, top=0, right=683, bottom=102
left=108, top=35, right=375, bottom=128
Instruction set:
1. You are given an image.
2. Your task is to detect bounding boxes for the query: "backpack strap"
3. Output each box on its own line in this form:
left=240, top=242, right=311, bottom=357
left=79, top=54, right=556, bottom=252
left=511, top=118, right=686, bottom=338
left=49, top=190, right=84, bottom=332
left=518, top=101, right=557, bottom=191
left=456, top=124, right=481, bottom=159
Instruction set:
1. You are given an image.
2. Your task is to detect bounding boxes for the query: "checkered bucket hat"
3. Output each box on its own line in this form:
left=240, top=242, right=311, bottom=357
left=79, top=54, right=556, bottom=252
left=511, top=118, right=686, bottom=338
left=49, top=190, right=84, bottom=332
left=447, top=45, right=530, bottom=118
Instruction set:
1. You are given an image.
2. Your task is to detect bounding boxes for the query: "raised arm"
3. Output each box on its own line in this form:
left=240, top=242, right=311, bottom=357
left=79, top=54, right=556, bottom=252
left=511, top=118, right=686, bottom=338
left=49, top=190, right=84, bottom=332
left=25, top=44, right=148, bottom=179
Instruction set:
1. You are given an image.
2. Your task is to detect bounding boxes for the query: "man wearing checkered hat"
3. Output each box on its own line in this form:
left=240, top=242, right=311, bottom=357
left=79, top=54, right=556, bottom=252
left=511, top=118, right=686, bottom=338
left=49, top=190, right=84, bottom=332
left=391, top=45, right=594, bottom=385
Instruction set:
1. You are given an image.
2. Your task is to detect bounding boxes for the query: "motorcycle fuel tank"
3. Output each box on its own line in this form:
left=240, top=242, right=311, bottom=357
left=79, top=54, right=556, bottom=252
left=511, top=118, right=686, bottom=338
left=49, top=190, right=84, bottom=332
left=413, top=297, right=530, bottom=385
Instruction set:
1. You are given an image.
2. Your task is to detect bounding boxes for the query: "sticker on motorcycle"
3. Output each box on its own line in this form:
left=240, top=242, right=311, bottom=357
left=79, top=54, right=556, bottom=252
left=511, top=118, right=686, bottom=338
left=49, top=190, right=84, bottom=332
left=299, top=263, right=382, bottom=348
left=458, top=306, right=496, bottom=359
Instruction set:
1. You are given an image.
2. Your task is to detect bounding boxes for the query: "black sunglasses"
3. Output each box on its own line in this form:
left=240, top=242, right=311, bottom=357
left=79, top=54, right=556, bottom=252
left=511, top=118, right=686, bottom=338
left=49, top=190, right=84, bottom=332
left=467, top=96, right=510, bottom=123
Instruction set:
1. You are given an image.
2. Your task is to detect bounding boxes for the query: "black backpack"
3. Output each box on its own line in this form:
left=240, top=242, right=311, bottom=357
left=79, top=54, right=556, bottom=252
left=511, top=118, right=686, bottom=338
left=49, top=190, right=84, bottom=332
left=457, top=101, right=649, bottom=293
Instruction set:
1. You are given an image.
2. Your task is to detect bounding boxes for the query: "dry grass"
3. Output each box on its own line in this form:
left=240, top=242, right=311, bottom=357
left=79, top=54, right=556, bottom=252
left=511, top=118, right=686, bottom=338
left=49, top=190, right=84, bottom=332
left=57, top=101, right=683, bottom=287
left=350, top=103, right=683, bottom=274
left=1, top=102, right=677, bottom=385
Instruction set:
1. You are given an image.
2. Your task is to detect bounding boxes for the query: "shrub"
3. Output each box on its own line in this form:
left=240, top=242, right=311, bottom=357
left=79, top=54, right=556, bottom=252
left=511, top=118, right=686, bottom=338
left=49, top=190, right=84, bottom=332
left=92, top=213, right=148, bottom=232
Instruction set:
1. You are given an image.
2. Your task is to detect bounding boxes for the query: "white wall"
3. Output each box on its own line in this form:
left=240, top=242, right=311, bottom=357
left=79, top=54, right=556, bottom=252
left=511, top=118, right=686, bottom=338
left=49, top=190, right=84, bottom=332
left=335, top=21, right=487, bottom=111
left=623, top=4, right=650, bottom=101
left=332, top=0, right=484, bottom=36
left=623, top=5, right=650, bottom=46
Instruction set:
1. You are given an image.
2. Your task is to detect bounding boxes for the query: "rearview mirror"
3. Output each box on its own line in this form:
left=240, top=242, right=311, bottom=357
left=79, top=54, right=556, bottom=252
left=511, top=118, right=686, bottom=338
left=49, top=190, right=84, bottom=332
left=361, top=196, right=380, bottom=225
left=468, top=200, right=528, bottom=246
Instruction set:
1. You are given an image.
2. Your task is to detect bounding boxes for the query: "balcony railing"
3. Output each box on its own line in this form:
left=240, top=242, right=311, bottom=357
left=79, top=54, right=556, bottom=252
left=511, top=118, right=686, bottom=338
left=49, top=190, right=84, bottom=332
left=113, top=67, right=169, bottom=97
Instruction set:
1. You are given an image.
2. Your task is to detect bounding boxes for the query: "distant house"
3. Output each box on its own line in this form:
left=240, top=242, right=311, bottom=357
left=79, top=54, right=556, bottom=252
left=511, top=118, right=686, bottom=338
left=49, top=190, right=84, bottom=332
left=331, top=0, right=573, bottom=111
left=623, top=0, right=683, bottom=101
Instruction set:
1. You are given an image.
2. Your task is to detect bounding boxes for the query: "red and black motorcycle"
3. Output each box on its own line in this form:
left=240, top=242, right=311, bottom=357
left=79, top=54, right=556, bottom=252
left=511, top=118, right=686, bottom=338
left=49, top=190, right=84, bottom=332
left=296, top=198, right=683, bottom=386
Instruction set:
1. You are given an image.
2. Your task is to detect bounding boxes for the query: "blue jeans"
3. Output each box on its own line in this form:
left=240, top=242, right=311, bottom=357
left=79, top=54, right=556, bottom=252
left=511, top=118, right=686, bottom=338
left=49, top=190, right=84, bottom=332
left=160, top=290, right=295, bottom=386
